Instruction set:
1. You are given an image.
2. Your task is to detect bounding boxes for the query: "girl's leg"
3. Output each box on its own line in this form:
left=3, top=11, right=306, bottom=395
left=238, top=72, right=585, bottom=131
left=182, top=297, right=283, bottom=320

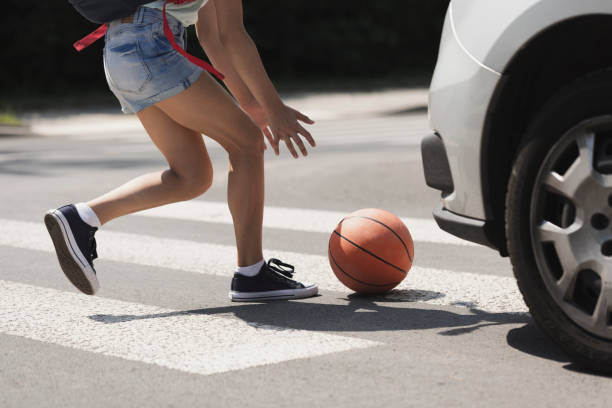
left=87, top=105, right=214, bottom=224
left=155, top=73, right=265, bottom=267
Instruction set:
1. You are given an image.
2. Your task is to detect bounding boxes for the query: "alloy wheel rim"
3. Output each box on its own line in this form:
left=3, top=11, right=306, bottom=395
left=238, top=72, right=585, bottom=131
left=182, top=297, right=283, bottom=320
left=530, top=115, right=612, bottom=340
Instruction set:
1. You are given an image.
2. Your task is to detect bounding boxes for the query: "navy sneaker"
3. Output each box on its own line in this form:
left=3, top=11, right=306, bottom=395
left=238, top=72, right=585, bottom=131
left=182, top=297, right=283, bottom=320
left=44, top=204, right=100, bottom=295
left=230, top=258, right=318, bottom=301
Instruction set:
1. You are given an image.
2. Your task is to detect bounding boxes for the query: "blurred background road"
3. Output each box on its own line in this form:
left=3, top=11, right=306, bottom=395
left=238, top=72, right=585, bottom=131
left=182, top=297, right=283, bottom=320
left=1, top=1, right=611, bottom=407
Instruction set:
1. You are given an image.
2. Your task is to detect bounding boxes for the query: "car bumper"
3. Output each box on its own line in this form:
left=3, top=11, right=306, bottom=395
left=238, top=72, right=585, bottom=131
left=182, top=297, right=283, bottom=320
left=422, top=133, right=501, bottom=251
left=428, top=6, right=502, bottom=220
left=433, top=202, right=501, bottom=251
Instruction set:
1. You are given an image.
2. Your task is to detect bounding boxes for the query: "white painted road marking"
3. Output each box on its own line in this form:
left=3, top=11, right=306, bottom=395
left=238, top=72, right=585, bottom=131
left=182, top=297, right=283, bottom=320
left=0, top=280, right=378, bottom=376
left=30, top=114, right=430, bottom=147
left=135, top=201, right=476, bottom=247
left=0, top=219, right=526, bottom=313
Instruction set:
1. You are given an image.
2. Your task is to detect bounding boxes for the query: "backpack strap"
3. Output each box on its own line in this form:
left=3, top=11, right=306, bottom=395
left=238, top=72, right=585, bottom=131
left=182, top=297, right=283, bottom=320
left=73, top=0, right=224, bottom=81
left=162, top=1, right=224, bottom=80
left=73, top=23, right=108, bottom=52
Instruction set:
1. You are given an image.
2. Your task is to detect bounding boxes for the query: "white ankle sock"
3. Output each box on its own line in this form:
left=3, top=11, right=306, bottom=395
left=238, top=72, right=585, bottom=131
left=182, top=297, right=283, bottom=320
left=75, top=202, right=102, bottom=228
left=237, top=259, right=265, bottom=277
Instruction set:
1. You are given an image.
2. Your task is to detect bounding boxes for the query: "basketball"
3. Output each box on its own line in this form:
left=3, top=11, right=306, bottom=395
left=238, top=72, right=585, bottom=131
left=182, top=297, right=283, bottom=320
left=328, top=208, right=414, bottom=293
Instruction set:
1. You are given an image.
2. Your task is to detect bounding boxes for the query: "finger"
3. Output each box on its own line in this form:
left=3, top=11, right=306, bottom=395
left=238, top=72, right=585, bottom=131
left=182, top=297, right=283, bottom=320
left=297, top=111, right=315, bottom=124
left=283, top=136, right=299, bottom=159
left=263, top=127, right=277, bottom=155
left=297, top=124, right=316, bottom=147
left=291, top=133, right=308, bottom=156
left=272, top=132, right=282, bottom=156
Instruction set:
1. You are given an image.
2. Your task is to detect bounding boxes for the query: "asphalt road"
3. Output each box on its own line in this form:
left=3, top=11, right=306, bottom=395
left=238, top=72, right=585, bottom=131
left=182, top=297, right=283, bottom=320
left=1, top=107, right=611, bottom=407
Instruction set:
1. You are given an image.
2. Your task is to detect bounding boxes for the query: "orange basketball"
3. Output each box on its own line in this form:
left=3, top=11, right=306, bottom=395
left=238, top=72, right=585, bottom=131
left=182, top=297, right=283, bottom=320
left=328, top=208, right=414, bottom=293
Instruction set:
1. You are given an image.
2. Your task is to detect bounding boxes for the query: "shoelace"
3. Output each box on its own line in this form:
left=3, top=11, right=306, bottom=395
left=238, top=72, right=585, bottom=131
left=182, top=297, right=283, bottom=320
left=267, top=258, right=295, bottom=278
left=89, top=231, right=98, bottom=261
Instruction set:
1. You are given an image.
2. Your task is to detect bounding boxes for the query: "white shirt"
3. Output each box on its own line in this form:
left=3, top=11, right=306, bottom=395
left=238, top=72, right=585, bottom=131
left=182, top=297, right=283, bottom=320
left=144, top=0, right=209, bottom=27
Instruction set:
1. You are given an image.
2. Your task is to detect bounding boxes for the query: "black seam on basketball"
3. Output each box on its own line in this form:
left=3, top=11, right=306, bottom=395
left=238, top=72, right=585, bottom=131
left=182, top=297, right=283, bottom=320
left=328, top=247, right=402, bottom=288
left=332, top=230, right=407, bottom=275
left=342, top=216, right=413, bottom=263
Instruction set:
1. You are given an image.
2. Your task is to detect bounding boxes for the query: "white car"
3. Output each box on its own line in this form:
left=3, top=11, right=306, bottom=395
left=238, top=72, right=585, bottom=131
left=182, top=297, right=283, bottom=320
left=423, top=0, right=612, bottom=372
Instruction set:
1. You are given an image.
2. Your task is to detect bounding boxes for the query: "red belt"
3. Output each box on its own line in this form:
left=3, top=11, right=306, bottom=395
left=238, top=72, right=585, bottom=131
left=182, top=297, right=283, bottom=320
left=73, top=0, right=225, bottom=81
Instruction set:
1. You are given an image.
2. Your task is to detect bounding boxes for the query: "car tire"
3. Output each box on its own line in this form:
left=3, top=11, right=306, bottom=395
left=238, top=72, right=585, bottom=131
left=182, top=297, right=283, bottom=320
left=506, top=69, right=612, bottom=373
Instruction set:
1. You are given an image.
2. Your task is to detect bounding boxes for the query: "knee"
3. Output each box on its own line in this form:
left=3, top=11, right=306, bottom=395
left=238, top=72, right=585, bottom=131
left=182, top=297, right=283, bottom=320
left=229, top=136, right=265, bottom=164
left=183, top=168, right=213, bottom=199
left=227, top=121, right=265, bottom=158
left=174, top=162, right=214, bottom=200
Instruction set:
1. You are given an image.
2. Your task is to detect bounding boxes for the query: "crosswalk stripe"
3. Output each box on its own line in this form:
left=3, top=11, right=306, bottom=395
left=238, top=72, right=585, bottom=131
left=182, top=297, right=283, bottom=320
left=31, top=115, right=430, bottom=147
left=0, top=219, right=526, bottom=313
left=31, top=115, right=429, bottom=138
left=0, top=279, right=379, bottom=376
left=54, top=133, right=426, bottom=145
left=135, top=201, right=476, bottom=247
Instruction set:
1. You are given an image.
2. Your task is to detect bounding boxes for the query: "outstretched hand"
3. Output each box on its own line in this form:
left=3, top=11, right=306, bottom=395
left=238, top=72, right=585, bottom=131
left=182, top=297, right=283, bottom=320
left=242, top=102, right=316, bottom=157
left=267, top=104, right=315, bottom=157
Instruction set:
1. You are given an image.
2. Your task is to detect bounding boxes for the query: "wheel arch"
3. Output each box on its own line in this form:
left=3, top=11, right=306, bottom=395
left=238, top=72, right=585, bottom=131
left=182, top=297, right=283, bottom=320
left=480, top=14, right=612, bottom=256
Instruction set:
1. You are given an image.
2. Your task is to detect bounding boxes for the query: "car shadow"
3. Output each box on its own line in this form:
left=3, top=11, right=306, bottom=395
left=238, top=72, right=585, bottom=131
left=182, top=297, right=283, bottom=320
left=506, top=322, right=569, bottom=363
left=507, top=322, right=612, bottom=378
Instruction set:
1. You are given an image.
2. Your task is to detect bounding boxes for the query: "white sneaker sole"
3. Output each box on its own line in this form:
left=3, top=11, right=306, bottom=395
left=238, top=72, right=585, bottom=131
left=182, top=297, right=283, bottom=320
left=229, top=284, right=318, bottom=302
left=44, top=209, right=100, bottom=295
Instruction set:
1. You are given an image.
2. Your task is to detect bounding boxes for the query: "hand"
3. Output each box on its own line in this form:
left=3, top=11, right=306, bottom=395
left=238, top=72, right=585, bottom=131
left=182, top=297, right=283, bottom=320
left=241, top=102, right=274, bottom=151
left=266, top=104, right=316, bottom=158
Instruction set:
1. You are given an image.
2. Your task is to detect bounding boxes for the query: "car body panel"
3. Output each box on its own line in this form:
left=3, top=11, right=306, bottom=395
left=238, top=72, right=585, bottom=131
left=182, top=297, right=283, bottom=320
left=428, top=9, right=501, bottom=219
left=428, top=0, right=612, bottom=221
left=452, top=0, right=612, bottom=73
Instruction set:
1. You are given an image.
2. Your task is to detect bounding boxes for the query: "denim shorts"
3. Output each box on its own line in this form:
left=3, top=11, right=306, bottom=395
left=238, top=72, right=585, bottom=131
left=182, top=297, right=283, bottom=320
left=103, top=7, right=204, bottom=114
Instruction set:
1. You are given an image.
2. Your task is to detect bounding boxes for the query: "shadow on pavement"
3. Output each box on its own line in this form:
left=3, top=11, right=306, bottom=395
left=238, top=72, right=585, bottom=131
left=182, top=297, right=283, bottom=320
left=507, top=322, right=612, bottom=378
left=89, top=289, right=530, bottom=335
left=90, top=298, right=612, bottom=376
left=89, top=297, right=612, bottom=376
left=563, top=363, right=612, bottom=378
left=506, top=322, right=569, bottom=363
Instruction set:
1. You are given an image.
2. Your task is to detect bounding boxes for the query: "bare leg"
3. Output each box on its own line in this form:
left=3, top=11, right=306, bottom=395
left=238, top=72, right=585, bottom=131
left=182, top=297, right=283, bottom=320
left=87, top=106, right=213, bottom=224
left=156, top=73, right=265, bottom=267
